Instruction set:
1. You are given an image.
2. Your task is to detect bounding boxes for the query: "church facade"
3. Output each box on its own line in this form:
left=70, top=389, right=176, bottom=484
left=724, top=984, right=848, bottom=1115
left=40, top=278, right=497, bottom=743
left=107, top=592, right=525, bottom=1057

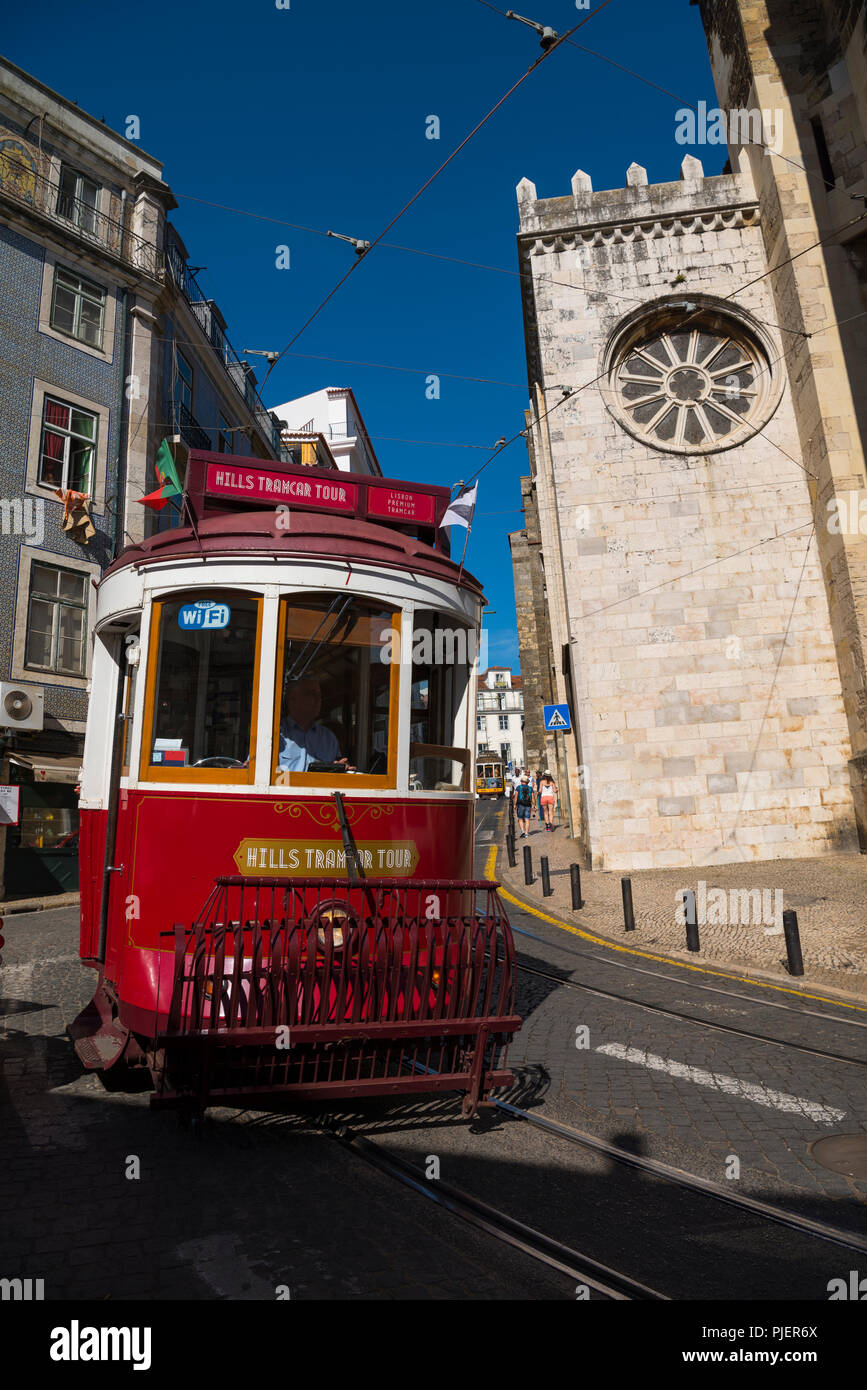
left=510, top=0, right=867, bottom=870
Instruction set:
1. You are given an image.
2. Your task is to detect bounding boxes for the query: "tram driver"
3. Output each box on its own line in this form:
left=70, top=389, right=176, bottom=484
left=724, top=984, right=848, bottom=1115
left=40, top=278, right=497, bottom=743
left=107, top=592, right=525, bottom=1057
left=277, top=676, right=355, bottom=773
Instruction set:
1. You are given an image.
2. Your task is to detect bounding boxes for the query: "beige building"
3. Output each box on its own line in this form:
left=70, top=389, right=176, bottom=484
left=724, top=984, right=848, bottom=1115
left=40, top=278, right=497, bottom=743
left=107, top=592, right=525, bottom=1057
left=511, top=0, right=867, bottom=870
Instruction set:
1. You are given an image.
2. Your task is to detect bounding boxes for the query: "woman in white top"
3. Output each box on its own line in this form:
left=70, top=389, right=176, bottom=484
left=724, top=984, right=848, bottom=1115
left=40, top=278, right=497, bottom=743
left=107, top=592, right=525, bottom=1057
left=538, top=770, right=558, bottom=830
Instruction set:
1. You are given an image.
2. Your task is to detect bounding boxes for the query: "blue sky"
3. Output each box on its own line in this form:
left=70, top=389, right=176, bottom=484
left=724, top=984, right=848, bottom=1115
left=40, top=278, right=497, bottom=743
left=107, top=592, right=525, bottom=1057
left=5, top=0, right=719, bottom=668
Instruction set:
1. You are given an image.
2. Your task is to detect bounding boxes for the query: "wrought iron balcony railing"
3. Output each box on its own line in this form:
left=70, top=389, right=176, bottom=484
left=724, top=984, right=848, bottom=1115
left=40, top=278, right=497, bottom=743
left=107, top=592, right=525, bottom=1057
left=0, top=157, right=162, bottom=279
left=170, top=399, right=213, bottom=452
left=165, top=250, right=281, bottom=457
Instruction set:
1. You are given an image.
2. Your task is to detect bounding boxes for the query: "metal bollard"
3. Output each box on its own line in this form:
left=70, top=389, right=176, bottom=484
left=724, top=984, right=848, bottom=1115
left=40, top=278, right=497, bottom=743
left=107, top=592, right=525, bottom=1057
left=570, top=863, right=584, bottom=910
left=621, top=877, right=635, bottom=932
left=683, top=890, right=700, bottom=952
left=523, top=845, right=533, bottom=885
left=782, top=909, right=804, bottom=977
left=507, top=833, right=517, bottom=868
left=540, top=856, right=552, bottom=897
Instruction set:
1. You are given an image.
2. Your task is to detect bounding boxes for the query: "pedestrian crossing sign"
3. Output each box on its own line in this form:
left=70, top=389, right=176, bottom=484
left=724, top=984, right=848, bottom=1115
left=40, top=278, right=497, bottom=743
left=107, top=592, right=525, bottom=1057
left=543, top=704, right=571, bottom=732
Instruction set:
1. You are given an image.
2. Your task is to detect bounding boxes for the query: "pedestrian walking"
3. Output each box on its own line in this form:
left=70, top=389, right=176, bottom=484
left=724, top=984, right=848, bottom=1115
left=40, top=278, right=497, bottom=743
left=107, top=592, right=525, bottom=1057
left=538, top=769, right=558, bottom=831
left=515, top=773, right=534, bottom=837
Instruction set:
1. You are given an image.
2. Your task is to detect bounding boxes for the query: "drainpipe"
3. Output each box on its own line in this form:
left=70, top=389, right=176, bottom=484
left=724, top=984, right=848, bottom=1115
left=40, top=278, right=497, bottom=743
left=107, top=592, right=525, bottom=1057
left=112, top=191, right=131, bottom=560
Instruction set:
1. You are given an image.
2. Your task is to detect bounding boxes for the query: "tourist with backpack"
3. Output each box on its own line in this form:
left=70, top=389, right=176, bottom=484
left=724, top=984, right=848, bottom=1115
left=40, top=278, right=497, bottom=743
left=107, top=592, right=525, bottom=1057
left=515, top=773, right=534, bottom=837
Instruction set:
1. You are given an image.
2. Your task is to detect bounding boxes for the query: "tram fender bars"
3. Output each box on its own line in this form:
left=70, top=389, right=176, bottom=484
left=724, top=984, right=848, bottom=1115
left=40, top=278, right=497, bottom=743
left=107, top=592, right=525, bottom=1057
left=152, top=877, right=521, bottom=1116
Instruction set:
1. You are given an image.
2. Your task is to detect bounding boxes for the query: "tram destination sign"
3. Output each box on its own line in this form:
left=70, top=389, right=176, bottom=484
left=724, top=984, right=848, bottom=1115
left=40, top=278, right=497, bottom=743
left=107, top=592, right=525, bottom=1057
left=206, top=463, right=357, bottom=513
left=366, top=486, right=436, bottom=525
left=187, top=450, right=453, bottom=541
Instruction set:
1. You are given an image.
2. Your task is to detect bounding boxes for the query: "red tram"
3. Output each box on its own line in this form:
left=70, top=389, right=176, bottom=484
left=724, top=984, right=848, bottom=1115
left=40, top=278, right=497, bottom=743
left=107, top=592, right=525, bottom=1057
left=69, top=451, right=520, bottom=1117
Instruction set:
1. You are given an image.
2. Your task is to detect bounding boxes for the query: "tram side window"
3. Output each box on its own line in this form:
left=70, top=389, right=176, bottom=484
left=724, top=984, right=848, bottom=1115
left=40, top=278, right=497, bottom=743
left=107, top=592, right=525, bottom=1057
left=146, top=596, right=259, bottom=772
left=408, top=610, right=472, bottom=792
left=274, top=595, right=397, bottom=782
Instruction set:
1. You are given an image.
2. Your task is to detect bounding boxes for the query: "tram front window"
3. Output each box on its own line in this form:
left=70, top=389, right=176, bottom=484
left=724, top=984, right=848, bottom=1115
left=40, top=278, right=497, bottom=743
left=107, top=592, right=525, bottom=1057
left=408, top=609, right=472, bottom=792
left=145, top=595, right=259, bottom=775
left=274, top=595, right=397, bottom=783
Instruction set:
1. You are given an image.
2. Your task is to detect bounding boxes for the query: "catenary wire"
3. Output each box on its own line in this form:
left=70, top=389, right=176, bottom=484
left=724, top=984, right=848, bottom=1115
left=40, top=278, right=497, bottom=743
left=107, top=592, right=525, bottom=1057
left=258, top=3, right=613, bottom=389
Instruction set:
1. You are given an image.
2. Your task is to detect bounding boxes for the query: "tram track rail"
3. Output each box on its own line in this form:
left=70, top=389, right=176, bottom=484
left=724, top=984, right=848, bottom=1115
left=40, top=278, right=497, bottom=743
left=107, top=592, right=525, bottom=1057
left=479, top=813, right=867, bottom=1029
left=489, top=1098, right=867, bottom=1258
left=389, top=1053, right=867, bottom=1273
left=513, top=950, right=867, bottom=1069
left=505, top=912, right=867, bottom=1031
left=324, top=1123, right=668, bottom=1300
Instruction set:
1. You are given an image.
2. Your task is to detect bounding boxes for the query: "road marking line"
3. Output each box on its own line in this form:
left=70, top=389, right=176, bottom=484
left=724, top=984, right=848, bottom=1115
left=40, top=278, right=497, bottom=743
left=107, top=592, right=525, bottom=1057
left=487, top=844, right=867, bottom=1013
left=596, top=1042, right=846, bottom=1124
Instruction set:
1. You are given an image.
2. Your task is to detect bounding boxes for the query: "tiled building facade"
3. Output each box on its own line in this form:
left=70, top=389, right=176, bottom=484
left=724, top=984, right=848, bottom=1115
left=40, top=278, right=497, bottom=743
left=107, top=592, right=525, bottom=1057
left=0, top=58, right=280, bottom=896
left=511, top=0, right=867, bottom=870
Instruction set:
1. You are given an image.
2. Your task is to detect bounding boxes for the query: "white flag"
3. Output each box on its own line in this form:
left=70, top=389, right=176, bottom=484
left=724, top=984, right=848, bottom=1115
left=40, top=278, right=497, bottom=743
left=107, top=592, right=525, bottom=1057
left=440, top=484, right=477, bottom=530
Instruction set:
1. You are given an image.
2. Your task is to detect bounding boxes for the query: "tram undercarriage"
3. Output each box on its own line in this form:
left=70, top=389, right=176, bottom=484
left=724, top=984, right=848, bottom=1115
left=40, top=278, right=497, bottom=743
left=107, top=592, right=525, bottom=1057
left=70, top=877, right=520, bottom=1119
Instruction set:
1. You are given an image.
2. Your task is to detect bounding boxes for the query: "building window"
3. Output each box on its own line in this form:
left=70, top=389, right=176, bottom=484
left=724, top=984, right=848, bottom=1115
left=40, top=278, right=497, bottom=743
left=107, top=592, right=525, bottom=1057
left=25, top=563, right=88, bottom=675
left=218, top=414, right=233, bottom=453
left=498, top=715, right=509, bottom=730
left=56, top=164, right=100, bottom=237
left=38, top=397, right=97, bottom=494
left=174, top=350, right=193, bottom=414
left=605, top=303, right=781, bottom=456
left=50, top=266, right=106, bottom=349
left=477, top=715, right=484, bottom=731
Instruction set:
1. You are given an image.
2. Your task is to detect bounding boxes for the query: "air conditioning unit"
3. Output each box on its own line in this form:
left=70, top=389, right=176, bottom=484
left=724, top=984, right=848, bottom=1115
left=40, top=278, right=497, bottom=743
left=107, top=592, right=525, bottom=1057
left=0, top=683, right=44, bottom=732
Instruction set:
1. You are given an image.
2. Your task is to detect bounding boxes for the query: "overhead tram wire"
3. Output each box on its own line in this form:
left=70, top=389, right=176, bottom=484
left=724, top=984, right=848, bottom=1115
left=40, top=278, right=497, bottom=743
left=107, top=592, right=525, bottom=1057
left=462, top=204, right=867, bottom=490
left=473, top=0, right=867, bottom=210
left=172, top=188, right=809, bottom=340
left=256, top=2, right=614, bottom=396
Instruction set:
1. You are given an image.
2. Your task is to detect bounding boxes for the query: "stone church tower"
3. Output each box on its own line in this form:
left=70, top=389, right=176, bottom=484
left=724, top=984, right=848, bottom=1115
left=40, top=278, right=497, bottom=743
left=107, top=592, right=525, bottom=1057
left=510, top=0, right=867, bottom=870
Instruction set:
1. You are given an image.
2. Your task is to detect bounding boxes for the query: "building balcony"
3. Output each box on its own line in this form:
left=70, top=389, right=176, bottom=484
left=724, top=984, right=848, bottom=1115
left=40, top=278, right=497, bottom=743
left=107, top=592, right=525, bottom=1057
left=165, top=249, right=280, bottom=459
left=169, top=399, right=212, bottom=452
left=0, top=157, right=162, bottom=278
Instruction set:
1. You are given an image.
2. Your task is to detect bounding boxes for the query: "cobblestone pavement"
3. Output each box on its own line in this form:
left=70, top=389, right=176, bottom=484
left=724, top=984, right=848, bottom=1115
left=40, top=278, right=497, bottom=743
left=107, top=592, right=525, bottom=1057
left=491, top=799, right=867, bottom=993
left=2, top=823, right=866, bottom=1302
left=0, top=906, right=568, bottom=1301
left=475, top=804, right=867, bottom=1227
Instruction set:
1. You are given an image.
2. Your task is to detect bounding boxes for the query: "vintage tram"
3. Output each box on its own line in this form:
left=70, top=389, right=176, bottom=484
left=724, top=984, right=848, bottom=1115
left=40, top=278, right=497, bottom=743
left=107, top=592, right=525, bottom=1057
left=69, top=451, right=520, bottom=1117
left=475, top=757, right=505, bottom=798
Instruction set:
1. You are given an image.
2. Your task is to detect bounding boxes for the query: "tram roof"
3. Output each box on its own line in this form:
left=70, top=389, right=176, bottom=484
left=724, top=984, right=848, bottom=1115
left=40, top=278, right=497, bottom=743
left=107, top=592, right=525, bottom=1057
left=103, top=506, right=485, bottom=597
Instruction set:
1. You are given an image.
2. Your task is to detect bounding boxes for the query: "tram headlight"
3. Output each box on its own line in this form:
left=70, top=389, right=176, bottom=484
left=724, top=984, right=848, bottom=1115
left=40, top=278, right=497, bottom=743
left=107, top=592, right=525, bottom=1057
left=314, top=901, right=354, bottom=951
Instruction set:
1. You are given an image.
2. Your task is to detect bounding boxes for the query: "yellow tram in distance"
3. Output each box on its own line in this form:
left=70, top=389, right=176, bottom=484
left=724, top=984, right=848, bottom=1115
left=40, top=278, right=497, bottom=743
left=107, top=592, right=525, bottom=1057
left=476, top=757, right=505, bottom=798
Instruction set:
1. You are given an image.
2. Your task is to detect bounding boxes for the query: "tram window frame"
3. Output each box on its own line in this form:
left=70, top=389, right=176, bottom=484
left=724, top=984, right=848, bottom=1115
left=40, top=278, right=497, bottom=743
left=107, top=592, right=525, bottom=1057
left=139, top=590, right=263, bottom=784
left=271, top=594, right=401, bottom=789
left=407, top=609, right=474, bottom=794
left=120, top=633, right=140, bottom=777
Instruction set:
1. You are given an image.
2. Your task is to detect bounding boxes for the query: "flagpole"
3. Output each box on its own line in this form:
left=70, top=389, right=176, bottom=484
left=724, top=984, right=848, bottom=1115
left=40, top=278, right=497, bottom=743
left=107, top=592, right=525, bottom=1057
left=457, top=522, right=471, bottom=584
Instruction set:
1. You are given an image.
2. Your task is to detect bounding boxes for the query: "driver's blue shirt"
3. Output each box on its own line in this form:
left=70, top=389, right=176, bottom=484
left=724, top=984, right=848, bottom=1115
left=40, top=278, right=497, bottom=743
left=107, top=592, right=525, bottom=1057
left=277, top=715, right=340, bottom=771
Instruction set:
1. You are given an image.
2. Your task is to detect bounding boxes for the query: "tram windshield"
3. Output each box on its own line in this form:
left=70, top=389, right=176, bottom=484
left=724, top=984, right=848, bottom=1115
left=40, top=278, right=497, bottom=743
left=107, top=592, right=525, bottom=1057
left=144, top=595, right=259, bottom=775
left=139, top=589, right=473, bottom=790
left=274, top=595, right=395, bottom=782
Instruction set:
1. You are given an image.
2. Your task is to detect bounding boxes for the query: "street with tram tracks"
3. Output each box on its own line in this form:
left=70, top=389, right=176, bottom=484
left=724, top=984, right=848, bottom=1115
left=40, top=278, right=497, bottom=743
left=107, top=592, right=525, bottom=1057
left=0, top=800, right=865, bottom=1302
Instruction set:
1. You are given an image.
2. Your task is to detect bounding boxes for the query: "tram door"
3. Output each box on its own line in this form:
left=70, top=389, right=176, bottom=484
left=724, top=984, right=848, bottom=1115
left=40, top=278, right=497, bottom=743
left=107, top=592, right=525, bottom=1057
left=89, top=625, right=139, bottom=968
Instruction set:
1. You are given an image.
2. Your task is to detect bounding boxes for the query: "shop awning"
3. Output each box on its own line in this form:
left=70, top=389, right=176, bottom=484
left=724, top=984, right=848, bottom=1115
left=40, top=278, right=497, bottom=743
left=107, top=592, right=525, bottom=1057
left=8, top=754, right=82, bottom=785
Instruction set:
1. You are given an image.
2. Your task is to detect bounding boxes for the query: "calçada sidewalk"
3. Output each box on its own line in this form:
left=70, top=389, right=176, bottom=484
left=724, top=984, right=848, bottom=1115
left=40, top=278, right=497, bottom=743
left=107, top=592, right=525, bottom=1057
left=495, top=816, right=867, bottom=998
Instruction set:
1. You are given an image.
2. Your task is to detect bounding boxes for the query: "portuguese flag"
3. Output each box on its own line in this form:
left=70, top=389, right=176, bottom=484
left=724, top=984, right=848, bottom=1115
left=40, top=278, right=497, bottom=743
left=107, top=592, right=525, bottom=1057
left=139, top=440, right=183, bottom=511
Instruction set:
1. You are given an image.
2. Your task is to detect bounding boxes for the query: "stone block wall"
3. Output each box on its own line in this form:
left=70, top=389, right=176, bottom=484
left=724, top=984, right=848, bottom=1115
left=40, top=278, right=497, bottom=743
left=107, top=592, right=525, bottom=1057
left=515, top=156, right=859, bottom=868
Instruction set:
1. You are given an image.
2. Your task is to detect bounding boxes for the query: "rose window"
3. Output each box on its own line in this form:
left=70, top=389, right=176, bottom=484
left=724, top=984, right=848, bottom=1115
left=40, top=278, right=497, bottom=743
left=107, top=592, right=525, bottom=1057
left=615, top=325, right=765, bottom=451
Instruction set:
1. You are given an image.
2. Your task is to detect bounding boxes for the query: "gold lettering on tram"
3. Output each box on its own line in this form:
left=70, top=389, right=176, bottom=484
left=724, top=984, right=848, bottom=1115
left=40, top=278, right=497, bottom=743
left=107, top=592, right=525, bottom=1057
left=232, top=838, right=420, bottom=877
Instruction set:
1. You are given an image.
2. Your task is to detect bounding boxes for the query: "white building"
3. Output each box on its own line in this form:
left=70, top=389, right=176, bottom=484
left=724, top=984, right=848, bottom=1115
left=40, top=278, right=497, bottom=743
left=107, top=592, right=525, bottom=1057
left=477, top=667, right=524, bottom=772
left=269, top=386, right=381, bottom=476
